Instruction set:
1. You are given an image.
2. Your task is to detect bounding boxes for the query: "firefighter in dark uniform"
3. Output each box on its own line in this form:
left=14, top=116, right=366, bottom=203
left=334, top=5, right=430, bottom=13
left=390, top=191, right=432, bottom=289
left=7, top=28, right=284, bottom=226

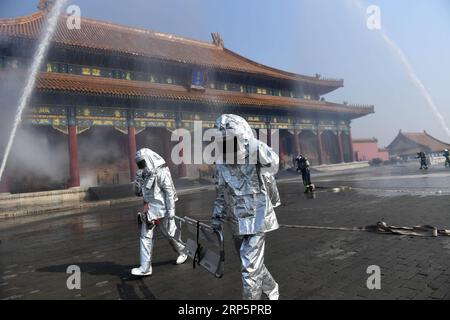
left=443, top=149, right=450, bottom=168
left=416, top=151, right=428, bottom=170
left=294, top=154, right=314, bottom=193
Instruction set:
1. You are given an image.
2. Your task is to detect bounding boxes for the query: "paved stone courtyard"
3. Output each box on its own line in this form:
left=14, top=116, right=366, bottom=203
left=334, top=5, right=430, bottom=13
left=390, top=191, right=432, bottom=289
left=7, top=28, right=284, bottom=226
left=1, top=163, right=450, bottom=300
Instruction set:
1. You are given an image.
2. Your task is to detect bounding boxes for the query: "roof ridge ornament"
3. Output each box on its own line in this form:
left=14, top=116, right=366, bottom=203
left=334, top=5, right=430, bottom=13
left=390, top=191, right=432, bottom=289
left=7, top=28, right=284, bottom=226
left=38, top=0, right=54, bottom=11
left=211, top=32, right=224, bottom=49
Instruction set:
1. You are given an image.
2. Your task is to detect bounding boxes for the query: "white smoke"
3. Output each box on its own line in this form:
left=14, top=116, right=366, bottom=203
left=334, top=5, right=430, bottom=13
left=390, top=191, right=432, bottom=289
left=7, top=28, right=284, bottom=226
left=6, top=126, right=69, bottom=192
left=0, top=66, right=69, bottom=193
left=0, top=0, right=68, bottom=182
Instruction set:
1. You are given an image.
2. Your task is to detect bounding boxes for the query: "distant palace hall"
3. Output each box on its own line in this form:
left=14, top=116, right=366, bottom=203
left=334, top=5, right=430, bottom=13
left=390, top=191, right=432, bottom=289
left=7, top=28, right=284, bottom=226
left=0, top=1, right=374, bottom=192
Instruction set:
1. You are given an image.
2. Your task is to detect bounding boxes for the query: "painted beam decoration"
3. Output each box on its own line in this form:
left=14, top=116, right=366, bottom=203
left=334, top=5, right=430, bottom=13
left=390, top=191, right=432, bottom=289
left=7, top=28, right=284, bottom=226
left=134, top=110, right=176, bottom=130
left=27, top=105, right=67, bottom=126
left=338, top=120, right=351, bottom=133
left=180, top=112, right=215, bottom=130
left=25, top=105, right=349, bottom=135
left=318, top=120, right=338, bottom=133
left=295, top=119, right=317, bottom=131
left=245, top=116, right=268, bottom=129
left=269, top=116, right=292, bottom=129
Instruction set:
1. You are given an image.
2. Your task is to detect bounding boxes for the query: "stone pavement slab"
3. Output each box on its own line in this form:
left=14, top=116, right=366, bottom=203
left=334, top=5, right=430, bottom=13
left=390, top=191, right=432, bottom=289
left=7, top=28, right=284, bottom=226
left=1, top=164, right=450, bottom=300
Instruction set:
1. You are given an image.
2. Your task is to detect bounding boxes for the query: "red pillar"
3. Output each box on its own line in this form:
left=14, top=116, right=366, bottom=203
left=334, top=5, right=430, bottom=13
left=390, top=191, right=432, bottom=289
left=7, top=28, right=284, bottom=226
left=163, top=129, right=173, bottom=172
left=178, top=150, right=187, bottom=178
left=128, top=126, right=137, bottom=181
left=337, top=132, right=344, bottom=163
left=316, top=131, right=324, bottom=165
left=348, top=130, right=355, bottom=162
left=177, top=135, right=187, bottom=178
left=175, top=114, right=187, bottom=178
left=279, top=131, right=287, bottom=169
left=280, top=133, right=286, bottom=157
left=293, top=130, right=301, bottom=155
left=68, top=124, right=80, bottom=188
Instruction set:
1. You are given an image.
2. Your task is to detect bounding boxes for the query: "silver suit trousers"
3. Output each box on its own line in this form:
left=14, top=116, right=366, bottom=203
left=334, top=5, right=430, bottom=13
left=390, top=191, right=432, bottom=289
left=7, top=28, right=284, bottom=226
left=140, top=217, right=185, bottom=273
left=233, top=233, right=279, bottom=300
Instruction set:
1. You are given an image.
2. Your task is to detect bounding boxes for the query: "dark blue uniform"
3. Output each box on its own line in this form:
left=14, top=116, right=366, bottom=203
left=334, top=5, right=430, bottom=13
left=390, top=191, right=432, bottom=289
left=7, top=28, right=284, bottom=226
left=416, top=152, right=428, bottom=170
left=294, top=155, right=313, bottom=193
left=443, top=150, right=450, bottom=168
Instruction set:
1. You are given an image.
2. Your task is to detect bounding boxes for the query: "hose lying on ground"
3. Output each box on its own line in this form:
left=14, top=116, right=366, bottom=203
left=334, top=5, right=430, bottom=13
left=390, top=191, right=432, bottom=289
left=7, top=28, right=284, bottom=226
left=280, top=220, right=450, bottom=237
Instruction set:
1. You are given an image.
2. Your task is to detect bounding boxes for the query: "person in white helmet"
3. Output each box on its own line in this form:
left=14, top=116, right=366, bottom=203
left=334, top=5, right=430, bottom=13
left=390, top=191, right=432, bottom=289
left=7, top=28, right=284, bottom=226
left=131, top=148, right=187, bottom=276
left=211, top=114, right=280, bottom=300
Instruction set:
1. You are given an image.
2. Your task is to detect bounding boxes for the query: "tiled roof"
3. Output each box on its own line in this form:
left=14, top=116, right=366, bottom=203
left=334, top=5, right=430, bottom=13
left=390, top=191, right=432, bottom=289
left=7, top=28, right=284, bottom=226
left=387, top=130, right=450, bottom=154
left=402, top=132, right=450, bottom=151
left=0, top=11, right=343, bottom=91
left=32, top=72, right=373, bottom=118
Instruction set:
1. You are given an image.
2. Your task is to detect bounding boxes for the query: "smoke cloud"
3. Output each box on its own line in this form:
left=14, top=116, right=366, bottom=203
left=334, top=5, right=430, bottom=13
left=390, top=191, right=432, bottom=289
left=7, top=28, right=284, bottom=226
left=0, top=69, right=70, bottom=193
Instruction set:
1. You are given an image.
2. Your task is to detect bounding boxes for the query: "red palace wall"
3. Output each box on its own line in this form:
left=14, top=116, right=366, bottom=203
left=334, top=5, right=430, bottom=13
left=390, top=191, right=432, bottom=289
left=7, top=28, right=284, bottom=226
left=353, top=140, right=389, bottom=162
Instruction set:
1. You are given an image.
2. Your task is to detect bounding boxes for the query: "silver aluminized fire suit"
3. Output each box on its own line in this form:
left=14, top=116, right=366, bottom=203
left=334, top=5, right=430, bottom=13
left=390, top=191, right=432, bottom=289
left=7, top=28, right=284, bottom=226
left=132, top=148, right=186, bottom=276
left=211, top=114, right=280, bottom=300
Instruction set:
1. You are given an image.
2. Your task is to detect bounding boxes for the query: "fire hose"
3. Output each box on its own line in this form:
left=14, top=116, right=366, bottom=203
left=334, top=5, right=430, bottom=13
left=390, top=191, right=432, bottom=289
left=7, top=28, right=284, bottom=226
left=279, top=220, right=450, bottom=237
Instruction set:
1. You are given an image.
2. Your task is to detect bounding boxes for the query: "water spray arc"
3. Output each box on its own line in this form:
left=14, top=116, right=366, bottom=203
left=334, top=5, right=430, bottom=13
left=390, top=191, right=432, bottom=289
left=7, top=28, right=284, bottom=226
left=379, top=32, right=450, bottom=139
left=0, top=0, right=68, bottom=182
left=350, top=0, right=450, bottom=140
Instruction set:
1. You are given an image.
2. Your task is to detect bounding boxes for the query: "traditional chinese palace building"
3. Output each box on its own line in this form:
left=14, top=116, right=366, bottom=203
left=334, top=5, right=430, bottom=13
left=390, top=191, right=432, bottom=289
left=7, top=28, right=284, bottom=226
left=387, top=130, right=450, bottom=159
left=0, top=1, right=374, bottom=193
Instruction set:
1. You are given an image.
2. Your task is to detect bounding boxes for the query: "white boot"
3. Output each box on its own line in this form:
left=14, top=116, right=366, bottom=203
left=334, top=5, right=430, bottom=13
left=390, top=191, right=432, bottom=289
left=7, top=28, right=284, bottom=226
left=176, top=253, right=188, bottom=265
left=131, top=267, right=152, bottom=276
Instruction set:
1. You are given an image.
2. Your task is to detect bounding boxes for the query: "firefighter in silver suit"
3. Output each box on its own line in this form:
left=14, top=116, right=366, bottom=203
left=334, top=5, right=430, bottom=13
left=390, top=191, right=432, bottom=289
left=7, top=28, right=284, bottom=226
left=211, top=114, right=280, bottom=300
left=131, top=148, right=187, bottom=276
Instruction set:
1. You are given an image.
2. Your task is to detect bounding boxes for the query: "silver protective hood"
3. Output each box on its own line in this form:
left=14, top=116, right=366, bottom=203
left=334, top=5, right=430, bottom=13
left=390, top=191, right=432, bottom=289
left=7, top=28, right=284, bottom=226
left=135, top=147, right=178, bottom=220
left=135, top=148, right=166, bottom=173
left=215, top=114, right=255, bottom=161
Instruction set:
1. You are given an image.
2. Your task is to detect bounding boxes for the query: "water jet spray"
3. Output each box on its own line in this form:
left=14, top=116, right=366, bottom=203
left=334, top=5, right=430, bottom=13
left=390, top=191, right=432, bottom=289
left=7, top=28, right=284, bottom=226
left=0, top=0, right=68, bottom=182
left=350, top=0, right=450, bottom=140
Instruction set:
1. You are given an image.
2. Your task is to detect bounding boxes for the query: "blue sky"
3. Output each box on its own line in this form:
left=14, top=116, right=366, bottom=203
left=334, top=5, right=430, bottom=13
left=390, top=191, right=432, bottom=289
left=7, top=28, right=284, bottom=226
left=2, top=0, right=450, bottom=146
